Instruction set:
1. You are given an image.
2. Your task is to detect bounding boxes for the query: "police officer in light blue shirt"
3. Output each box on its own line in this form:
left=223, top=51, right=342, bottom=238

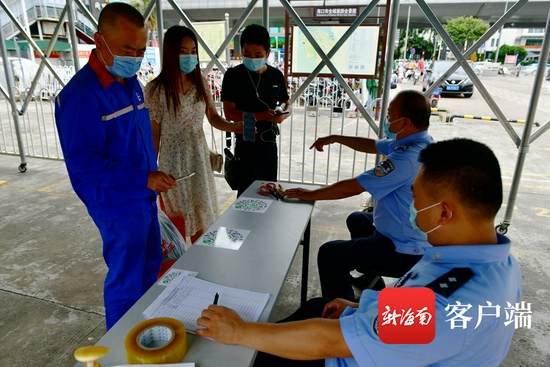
left=356, top=130, right=434, bottom=255
left=332, top=235, right=521, bottom=367
left=197, top=138, right=522, bottom=367
left=283, top=90, right=434, bottom=300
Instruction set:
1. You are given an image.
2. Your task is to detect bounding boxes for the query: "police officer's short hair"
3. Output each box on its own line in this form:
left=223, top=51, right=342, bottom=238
left=241, top=24, right=271, bottom=52
left=395, top=90, right=431, bottom=130
left=98, top=3, right=145, bottom=35
left=419, top=138, right=503, bottom=220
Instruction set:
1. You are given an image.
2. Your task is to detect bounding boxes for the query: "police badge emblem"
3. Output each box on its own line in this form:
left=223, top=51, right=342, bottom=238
left=374, top=159, right=395, bottom=177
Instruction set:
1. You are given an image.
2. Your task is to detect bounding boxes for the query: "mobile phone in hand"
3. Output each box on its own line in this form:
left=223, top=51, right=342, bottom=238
left=243, top=113, right=256, bottom=142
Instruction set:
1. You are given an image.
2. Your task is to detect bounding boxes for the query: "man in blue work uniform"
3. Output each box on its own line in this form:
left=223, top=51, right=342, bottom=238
left=197, top=138, right=522, bottom=366
left=283, top=90, right=434, bottom=300
left=55, top=3, right=177, bottom=329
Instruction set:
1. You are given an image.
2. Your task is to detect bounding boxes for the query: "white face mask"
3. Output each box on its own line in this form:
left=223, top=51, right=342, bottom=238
left=409, top=200, right=447, bottom=239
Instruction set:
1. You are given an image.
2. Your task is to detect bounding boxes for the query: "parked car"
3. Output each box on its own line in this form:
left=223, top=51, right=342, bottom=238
left=422, top=60, right=474, bottom=98
left=522, top=63, right=550, bottom=75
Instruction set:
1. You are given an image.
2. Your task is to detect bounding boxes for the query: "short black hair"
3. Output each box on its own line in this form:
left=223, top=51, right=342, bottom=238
left=419, top=138, right=503, bottom=221
left=98, top=3, right=145, bottom=35
left=240, top=24, right=270, bottom=52
left=395, top=90, right=431, bottom=129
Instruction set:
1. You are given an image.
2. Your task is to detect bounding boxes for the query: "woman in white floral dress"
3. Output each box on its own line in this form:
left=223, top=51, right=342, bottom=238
left=144, top=26, right=242, bottom=243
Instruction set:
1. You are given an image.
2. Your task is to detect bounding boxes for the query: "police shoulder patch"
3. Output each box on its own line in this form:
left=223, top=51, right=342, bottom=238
left=373, top=315, right=379, bottom=336
left=373, top=159, right=395, bottom=177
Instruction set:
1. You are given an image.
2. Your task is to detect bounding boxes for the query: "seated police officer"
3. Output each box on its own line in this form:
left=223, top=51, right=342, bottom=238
left=197, top=138, right=522, bottom=367
left=283, top=90, right=434, bottom=300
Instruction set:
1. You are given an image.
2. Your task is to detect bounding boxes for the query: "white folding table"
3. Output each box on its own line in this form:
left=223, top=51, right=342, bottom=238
left=75, top=180, right=318, bottom=367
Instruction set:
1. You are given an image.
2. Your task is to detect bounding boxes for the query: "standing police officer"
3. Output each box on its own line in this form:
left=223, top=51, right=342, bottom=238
left=283, top=90, right=434, bottom=300
left=55, top=3, right=176, bottom=329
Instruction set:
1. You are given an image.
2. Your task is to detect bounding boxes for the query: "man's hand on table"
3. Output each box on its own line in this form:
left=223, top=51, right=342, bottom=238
left=196, top=305, right=245, bottom=345
left=281, top=187, right=314, bottom=201
left=147, top=171, right=177, bottom=193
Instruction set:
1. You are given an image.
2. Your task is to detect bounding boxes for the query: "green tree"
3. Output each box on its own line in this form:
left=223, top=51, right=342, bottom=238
left=270, top=37, right=285, bottom=49
left=490, top=44, right=527, bottom=63
left=444, top=16, right=489, bottom=52
left=130, top=0, right=157, bottom=31
left=394, top=29, right=434, bottom=60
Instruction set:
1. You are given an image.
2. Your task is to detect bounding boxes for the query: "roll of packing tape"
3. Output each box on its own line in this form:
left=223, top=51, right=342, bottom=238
left=124, top=317, right=187, bottom=364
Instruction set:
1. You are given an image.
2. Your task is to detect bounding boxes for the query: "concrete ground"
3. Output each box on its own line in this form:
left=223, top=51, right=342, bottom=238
left=1, top=74, right=550, bottom=366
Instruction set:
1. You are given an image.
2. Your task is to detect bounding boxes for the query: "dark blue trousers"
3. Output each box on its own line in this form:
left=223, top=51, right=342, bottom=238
left=253, top=298, right=331, bottom=367
left=317, top=211, right=422, bottom=300
left=92, top=204, right=162, bottom=329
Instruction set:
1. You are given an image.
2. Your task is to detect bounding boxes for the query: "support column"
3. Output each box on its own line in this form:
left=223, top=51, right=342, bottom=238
left=66, top=0, right=81, bottom=70
left=20, top=0, right=34, bottom=61
left=0, top=17, right=27, bottom=171
left=225, top=13, right=230, bottom=66
left=156, top=0, right=164, bottom=61
left=495, top=1, right=509, bottom=62
left=263, top=0, right=269, bottom=29
left=499, top=7, right=550, bottom=233
left=379, top=0, right=399, bottom=139
left=403, top=5, right=410, bottom=59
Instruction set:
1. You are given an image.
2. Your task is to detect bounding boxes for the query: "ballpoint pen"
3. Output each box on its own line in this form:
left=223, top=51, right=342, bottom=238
left=213, top=292, right=219, bottom=305
left=176, top=172, right=195, bottom=182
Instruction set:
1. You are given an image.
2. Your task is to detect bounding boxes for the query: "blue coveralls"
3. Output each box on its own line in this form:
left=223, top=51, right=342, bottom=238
left=55, top=50, right=161, bottom=329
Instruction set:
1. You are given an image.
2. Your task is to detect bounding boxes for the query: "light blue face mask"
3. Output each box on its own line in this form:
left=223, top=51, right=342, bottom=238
left=102, top=35, right=143, bottom=79
left=409, top=200, right=443, bottom=240
left=179, top=54, right=198, bottom=74
left=243, top=57, right=266, bottom=72
left=383, top=116, right=404, bottom=139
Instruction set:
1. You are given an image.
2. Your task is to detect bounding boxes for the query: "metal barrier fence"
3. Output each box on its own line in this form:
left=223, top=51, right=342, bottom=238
left=0, top=88, right=63, bottom=164
left=1, top=74, right=380, bottom=185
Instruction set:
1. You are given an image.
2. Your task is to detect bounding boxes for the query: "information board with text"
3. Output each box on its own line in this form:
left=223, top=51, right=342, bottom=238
left=290, top=25, right=380, bottom=78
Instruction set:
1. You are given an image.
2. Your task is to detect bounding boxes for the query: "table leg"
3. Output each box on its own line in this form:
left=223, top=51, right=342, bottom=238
left=300, top=219, right=311, bottom=306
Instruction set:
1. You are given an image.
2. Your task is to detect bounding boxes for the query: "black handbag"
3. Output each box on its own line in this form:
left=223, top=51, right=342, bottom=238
left=224, top=132, right=241, bottom=190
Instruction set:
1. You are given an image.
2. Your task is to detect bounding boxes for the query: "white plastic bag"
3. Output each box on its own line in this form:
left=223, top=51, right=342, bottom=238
left=158, top=210, right=187, bottom=261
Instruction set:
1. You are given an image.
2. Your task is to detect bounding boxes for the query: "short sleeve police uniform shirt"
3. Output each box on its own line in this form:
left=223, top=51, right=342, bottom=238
left=327, top=235, right=522, bottom=367
left=355, top=131, right=434, bottom=255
